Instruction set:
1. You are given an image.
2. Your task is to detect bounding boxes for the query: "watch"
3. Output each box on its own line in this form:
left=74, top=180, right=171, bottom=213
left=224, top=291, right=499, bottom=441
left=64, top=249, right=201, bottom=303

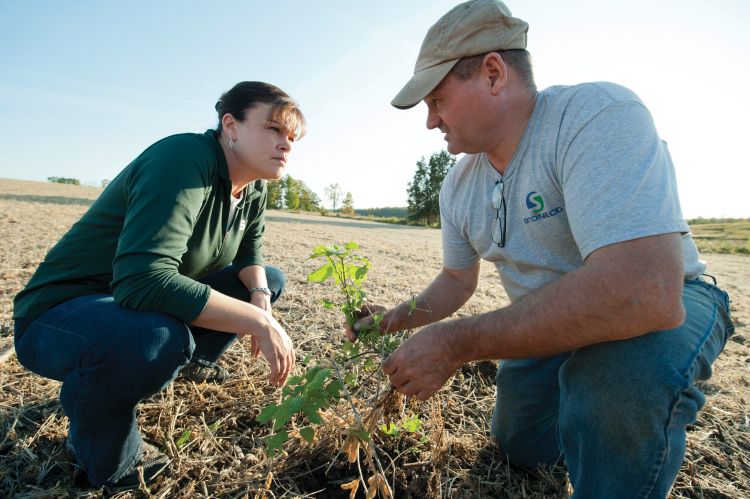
left=248, top=287, right=272, bottom=297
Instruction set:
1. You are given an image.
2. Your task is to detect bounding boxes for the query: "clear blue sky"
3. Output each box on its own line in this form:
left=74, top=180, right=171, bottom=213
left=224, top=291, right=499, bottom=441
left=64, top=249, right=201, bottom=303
left=1, top=0, right=748, bottom=218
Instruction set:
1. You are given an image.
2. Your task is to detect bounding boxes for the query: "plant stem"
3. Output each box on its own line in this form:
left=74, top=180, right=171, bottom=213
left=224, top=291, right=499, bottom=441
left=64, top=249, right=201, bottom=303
left=330, top=356, right=389, bottom=484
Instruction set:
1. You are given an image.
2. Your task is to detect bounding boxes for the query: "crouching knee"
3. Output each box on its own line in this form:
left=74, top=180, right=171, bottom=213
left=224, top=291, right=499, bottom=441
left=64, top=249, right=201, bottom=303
left=117, top=317, right=195, bottom=395
left=492, top=415, right=562, bottom=470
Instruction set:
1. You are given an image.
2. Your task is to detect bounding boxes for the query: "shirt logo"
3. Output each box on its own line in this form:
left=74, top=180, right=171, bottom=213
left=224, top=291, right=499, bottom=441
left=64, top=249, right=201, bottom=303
left=526, top=191, right=545, bottom=213
left=523, top=191, right=564, bottom=224
left=239, top=219, right=247, bottom=231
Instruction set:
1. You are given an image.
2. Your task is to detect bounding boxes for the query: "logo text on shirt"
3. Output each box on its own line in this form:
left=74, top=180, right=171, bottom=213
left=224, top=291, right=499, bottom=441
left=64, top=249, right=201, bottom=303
left=524, top=191, right=564, bottom=224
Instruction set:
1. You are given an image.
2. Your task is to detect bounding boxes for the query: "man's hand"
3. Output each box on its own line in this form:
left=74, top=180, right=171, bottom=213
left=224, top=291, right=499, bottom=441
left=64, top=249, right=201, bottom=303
left=348, top=303, right=389, bottom=341
left=383, top=322, right=464, bottom=400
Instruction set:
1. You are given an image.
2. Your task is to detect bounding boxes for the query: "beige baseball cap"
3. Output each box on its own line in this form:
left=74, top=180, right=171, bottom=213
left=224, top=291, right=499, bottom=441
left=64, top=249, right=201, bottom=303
left=391, top=0, right=528, bottom=110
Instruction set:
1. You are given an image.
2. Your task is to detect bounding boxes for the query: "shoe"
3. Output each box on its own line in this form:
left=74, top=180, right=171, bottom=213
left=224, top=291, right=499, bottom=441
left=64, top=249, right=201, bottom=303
left=65, top=439, right=93, bottom=489
left=180, top=362, right=229, bottom=384
left=105, top=442, right=171, bottom=492
left=66, top=438, right=170, bottom=492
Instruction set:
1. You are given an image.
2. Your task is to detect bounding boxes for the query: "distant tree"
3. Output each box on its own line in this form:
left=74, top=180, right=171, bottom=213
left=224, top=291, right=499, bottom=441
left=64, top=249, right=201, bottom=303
left=297, top=180, right=321, bottom=212
left=47, top=176, right=80, bottom=185
left=266, top=179, right=283, bottom=209
left=354, top=206, right=408, bottom=218
left=266, top=175, right=321, bottom=211
left=283, top=176, right=300, bottom=210
left=341, top=192, right=355, bottom=215
left=324, top=183, right=343, bottom=212
left=407, top=150, right=455, bottom=225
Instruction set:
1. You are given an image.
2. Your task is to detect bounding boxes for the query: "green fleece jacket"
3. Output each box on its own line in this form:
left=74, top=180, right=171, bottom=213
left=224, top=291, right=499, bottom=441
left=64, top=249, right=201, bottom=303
left=14, top=130, right=267, bottom=323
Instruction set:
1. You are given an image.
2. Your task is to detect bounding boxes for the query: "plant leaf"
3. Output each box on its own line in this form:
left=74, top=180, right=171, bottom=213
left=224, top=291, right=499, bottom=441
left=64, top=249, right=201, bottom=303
left=409, top=297, right=417, bottom=313
left=272, top=396, right=305, bottom=431
left=326, top=379, right=344, bottom=398
left=256, top=404, right=278, bottom=423
left=302, top=402, right=324, bottom=424
left=403, top=415, right=423, bottom=433
left=344, top=371, right=358, bottom=387
left=299, top=427, right=315, bottom=443
left=310, top=245, right=328, bottom=258
left=306, top=368, right=332, bottom=392
left=265, top=430, right=289, bottom=457
left=175, top=429, right=192, bottom=447
left=307, top=263, right=334, bottom=283
left=379, top=423, right=399, bottom=437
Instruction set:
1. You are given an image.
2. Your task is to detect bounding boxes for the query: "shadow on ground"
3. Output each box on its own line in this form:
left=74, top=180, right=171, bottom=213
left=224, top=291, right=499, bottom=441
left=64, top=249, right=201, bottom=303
left=0, top=194, right=94, bottom=207
left=266, top=213, right=430, bottom=231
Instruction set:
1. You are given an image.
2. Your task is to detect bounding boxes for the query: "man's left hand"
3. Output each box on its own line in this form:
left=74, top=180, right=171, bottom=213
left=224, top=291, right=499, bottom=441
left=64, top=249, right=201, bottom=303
left=383, top=323, right=463, bottom=400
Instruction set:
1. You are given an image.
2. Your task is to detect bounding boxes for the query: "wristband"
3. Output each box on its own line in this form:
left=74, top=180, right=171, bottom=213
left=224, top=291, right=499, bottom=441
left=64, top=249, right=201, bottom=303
left=248, top=287, right=272, bottom=297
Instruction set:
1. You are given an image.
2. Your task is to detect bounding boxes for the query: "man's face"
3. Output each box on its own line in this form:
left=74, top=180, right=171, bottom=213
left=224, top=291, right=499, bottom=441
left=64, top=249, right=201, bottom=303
left=423, top=72, right=488, bottom=155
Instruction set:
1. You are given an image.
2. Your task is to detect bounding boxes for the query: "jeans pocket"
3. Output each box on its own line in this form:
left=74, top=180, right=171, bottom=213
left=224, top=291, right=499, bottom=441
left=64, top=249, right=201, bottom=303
left=710, top=285, right=734, bottom=345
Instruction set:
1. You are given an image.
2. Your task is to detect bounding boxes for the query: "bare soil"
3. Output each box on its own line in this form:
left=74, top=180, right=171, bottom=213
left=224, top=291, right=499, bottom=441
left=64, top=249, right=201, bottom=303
left=1, top=179, right=748, bottom=498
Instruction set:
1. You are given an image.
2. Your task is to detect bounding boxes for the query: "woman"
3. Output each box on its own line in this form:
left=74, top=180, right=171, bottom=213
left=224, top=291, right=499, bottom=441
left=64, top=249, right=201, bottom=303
left=12, top=81, right=303, bottom=491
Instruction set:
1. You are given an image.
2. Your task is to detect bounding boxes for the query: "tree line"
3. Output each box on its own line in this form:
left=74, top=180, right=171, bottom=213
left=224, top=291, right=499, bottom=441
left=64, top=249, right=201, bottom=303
left=48, top=177, right=80, bottom=185
left=264, top=150, right=455, bottom=226
left=406, top=150, right=455, bottom=226
left=266, top=175, right=322, bottom=211
left=266, top=178, right=356, bottom=215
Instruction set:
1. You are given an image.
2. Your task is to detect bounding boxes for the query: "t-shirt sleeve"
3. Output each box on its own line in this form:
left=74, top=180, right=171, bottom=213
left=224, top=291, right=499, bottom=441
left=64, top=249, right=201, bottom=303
left=233, top=181, right=267, bottom=271
left=110, top=137, right=212, bottom=322
left=559, top=100, right=688, bottom=260
left=440, top=174, right=480, bottom=270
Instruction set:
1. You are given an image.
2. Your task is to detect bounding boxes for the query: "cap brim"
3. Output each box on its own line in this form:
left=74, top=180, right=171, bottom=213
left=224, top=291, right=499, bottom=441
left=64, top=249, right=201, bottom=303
left=391, top=59, right=459, bottom=110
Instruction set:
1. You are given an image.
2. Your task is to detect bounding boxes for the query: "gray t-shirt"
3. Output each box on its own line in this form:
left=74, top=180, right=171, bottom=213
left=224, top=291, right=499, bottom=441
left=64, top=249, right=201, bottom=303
left=440, top=82, right=705, bottom=303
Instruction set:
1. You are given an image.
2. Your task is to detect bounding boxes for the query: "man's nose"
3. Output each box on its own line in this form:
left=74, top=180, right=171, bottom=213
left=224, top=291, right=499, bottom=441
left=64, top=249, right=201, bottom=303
left=426, top=110, right=441, bottom=130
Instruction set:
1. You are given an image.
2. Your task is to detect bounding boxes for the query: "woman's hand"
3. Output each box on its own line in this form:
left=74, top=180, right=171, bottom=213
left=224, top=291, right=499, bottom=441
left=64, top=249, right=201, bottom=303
left=249, top=292, right=271, bottom=357
left=191, top=286, right=294, bottom=387
left=247, top=312, right=295, bottom=386
left=250, top=290, right=271, bottom=312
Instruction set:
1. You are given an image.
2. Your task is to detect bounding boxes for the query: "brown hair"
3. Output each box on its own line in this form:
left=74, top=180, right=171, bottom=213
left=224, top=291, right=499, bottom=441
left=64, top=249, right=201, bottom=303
left=450, top=49, right=536, bottom=91
left=215, top=81, right=307, bottom=140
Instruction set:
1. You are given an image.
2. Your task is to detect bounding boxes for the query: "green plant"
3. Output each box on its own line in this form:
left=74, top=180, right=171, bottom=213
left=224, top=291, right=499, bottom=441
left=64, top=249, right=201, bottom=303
left=379, top=414, right=424, bottom=439
left=257, top=242, right=413, bottom=496
left=258, top=243, right=403, bottom=446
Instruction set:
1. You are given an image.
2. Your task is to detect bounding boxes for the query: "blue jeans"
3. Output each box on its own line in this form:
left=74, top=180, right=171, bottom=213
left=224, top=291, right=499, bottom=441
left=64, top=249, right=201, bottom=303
left=13, top=265, right=286, bottom=487
left=491, top=278, right=734, bottom=498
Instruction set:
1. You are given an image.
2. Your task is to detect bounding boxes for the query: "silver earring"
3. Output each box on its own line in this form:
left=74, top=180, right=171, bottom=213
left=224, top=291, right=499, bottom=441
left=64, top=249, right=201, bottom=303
left=229, top=137, right=235, bottom=150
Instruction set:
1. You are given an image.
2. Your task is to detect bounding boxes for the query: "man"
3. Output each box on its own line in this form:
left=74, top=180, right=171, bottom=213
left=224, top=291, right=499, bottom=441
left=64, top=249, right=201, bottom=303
left=355, top=1, right=734, bottom=497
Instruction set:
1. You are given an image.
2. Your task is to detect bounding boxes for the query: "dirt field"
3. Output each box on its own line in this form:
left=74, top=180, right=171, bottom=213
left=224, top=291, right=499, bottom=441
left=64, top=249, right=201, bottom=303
left=1, top=178, right=748, bottom=498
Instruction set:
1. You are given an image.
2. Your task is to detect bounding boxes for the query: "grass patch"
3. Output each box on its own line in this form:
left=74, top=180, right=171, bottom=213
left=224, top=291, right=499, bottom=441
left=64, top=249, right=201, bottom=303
left=688, top=218, right=750, bottom=254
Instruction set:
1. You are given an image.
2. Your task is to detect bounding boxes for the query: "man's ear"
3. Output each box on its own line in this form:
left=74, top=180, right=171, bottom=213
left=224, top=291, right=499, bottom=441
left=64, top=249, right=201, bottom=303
left=482, top=52, right=508, bottom=94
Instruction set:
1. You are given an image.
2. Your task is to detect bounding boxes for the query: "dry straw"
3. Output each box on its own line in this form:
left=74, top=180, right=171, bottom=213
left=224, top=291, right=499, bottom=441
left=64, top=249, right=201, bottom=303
left=1, top=180, right=748, bottom=497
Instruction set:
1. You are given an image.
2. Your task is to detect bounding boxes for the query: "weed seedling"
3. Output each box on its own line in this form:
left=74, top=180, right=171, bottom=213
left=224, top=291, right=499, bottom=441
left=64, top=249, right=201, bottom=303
left=258, top=242, right=415, bottom=497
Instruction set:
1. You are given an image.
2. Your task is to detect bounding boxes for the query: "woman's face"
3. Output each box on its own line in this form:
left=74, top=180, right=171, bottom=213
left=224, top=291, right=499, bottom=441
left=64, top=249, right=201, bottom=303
left=226, top=103, right=295, bottom=181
